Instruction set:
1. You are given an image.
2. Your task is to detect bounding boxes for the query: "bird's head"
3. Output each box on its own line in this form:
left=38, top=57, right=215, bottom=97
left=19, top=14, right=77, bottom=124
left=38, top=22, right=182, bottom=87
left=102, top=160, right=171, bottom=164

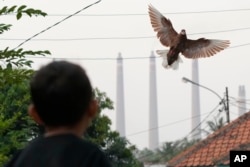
left=180, top=29, right=186, bottom=35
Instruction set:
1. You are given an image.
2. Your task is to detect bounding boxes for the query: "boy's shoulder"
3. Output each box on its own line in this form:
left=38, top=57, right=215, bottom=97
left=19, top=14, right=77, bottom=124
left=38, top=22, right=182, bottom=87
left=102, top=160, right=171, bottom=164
left=6, top=134, right=112, bottom=167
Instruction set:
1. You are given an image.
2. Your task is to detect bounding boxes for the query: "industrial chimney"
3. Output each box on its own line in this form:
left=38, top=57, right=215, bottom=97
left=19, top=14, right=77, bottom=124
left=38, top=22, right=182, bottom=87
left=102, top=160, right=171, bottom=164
left=116, top=53, right=126, bottom=137
left=149, top=51, right=159, bottom=150
left=191, top=59, right=201, bottom=140
left=238, top=85, right=246, bottom=117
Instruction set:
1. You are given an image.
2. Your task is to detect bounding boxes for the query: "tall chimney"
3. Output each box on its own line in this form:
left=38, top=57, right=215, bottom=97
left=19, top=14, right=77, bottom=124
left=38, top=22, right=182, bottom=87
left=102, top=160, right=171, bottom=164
left=238, top=85, right=246, bottom=116
left=191, top=59, right=201, bottom=140
left=116, top=53, right=125, bottom=137
left=149, top=51, right=159, bottom=150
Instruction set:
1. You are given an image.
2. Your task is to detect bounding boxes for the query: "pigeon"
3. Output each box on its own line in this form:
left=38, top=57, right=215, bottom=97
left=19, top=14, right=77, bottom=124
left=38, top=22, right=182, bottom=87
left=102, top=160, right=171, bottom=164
left=148, top=5, right=230, bottom=69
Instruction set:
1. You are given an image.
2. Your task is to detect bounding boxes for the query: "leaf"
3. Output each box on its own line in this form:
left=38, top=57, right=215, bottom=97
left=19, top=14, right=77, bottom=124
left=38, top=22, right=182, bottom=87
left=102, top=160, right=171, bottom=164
left=17, top=5, right=27, bottom=12
left=16, top=12, right=22, bottom=20
left=0, top=24, right=12, bottom=34
left=6, top=63, right=12, bottom=69
left=25, top=11, right=32, bottom=17
left=8, top=6, right=17, bottom=13
left=0, top=6, right=7, bottom=15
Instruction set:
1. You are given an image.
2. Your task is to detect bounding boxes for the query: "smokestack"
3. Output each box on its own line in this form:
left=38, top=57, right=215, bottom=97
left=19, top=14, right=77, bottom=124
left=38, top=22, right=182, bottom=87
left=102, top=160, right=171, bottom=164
left=191, top=59, right=201, bottom=140
left=149, top=51, right=159, bottom=150
left=238, top=85, right=246, bottom=116
left=116, top=53, right=126, bottom=137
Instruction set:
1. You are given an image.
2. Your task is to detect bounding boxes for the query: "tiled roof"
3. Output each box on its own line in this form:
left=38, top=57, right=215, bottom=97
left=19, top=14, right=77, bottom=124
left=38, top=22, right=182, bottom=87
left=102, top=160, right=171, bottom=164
left=167, top=111, right=250, bottom=167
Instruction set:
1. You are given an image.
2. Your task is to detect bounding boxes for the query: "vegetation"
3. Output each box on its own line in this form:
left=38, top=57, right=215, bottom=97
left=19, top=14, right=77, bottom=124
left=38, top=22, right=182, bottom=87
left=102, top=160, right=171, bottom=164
left=205, top=116, right=225, bottom=134
left=137, top=116, right=226, bottom=165
left=0, top=5, right=50, bottom=166
left=88, top=89, right=143, bottom=167
left=137, top=138, right=198, bottom=165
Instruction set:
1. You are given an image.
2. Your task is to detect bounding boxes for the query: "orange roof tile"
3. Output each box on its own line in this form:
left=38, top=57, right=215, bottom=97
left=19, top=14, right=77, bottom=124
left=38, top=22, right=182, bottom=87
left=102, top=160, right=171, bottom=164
left=167, top=111, right=250, bottom=167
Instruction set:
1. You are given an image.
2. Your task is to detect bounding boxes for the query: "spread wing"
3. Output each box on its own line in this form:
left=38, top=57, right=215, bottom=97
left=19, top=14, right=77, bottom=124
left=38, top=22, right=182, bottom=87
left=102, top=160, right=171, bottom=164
left=148, top=5, right=178, bottom=47
left=181, top=38, right=230, bottom=59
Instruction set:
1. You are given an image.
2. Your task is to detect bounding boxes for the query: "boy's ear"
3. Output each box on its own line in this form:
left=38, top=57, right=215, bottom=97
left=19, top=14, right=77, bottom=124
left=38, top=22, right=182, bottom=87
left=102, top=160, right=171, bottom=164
left=87, top=100, right=98, bottom=119
left=28, top=104, right=44, bottom=125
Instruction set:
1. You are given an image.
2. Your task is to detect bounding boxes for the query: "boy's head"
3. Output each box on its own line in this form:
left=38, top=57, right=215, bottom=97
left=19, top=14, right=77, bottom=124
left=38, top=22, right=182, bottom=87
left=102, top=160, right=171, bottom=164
left=29, top=61, right=94, bottom=127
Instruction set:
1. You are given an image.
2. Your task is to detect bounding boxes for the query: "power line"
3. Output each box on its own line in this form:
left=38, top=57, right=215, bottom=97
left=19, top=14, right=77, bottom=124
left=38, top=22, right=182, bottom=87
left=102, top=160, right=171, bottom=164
left=229, top=102, right=250, bottom=111
left=126, top=104, right=222, bottom=138
left=229, top=43, right=250, bottom=49
left=229, top=96, right=250, bottom=102
left=136, top=103, right=222, bottom=160
left=184, top=103, right=222, bottom=139
left=51, top=8, right=250, bottom=16
left=26, top=56, right=160, bottom=60
left=13, top=0, right=102, bottom=50
left=1, top=36, right=154, bottom=41
left=2, top=27, right=250, bottom=41
left=4, top=8, right=250, bottom=17
left=22, top=42, right=250, bottom=61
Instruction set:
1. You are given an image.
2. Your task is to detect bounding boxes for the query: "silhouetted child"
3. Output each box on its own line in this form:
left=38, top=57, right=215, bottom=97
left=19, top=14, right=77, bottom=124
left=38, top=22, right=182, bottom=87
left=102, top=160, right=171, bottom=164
left=6, top=61, right=111, bottom=167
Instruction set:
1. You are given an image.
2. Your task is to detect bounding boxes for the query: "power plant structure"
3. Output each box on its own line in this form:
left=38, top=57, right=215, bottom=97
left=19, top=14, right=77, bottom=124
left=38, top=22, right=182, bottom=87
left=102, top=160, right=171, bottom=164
left=238, top=85, right=247, bottom=117
left=116, top=53, right=126, bottom=137
left=115, top=51, right=160, bottom=149
left=191, top=59, right=201, bottom=140
left=149, top=51, right=159, bottom=150
left=115, top=52, right=249, bottom=150
left=115, top=52, right=208, bottom=149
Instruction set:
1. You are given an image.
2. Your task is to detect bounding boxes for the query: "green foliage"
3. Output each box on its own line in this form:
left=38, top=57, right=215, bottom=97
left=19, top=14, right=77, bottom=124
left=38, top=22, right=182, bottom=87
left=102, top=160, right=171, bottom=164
left=0, top=24, right=11, bottom=34
left=105, top=131, right=143, bottom=167
left=0, top=47, right=50, bottom=86
left=85, top=88, right=113, bottom=146
left=86, top=88, right=142, bottom=167
left=138, top=137, right=198, bottom=165
left=157, top=138, right=197, bottom=163
left=203, top=116, right=225, bottom=135
left=0, top=47, right=50, bottom=69
left=0, top=79, right=39, bottom=167
left=138, top=148, right=160, bottom=164
left=0, top=5, right=47, bottom=19
left=0, top=4, right=50, bottom=166
left=0, top=4, right=51, bottom=87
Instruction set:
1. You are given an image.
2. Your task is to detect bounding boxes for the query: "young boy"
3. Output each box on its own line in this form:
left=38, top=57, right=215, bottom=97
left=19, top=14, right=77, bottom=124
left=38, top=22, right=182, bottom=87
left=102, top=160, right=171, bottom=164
left=6, top=61, right=111, bottom=167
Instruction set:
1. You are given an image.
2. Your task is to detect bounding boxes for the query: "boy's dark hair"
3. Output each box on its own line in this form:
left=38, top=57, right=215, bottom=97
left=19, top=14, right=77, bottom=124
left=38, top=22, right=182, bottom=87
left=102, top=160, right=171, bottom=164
left=30, top=61, right=93, bottom=127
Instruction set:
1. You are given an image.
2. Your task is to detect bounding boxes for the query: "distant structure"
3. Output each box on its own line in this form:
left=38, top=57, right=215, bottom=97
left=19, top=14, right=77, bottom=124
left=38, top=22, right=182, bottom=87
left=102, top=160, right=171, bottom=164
left=116, top=53, right=126, bottom=137
left=191, top=59, right=201, bottom=140
left=238, top=85, right=247, bottom=116
left=149, top=51, right=159, bottom=150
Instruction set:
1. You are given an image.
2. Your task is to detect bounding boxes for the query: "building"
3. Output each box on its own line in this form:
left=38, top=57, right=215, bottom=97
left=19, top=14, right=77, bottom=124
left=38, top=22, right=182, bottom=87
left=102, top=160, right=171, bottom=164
left=167, top=111, right=250, bottom=167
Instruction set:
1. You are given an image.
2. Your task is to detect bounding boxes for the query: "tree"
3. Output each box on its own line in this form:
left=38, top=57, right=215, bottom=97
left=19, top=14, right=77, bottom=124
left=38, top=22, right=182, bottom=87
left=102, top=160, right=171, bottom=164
left=137, top=137, right=197, bottom=165
left=156, top=138, right=197, bottom=163
left=202, top=116, right=225, bottom=135
left=87, top=88, right=143, bottom=167
left=0, top=5, right=50, bottom=86
left=137, top=148, right=161, bottom=165
left=0, top=5, right=50, bottom=166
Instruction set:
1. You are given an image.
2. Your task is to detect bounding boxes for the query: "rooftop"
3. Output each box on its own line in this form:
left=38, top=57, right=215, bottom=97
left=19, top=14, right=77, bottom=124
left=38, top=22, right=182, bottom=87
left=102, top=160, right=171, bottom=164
left=167, top=111, right=250, bottom=167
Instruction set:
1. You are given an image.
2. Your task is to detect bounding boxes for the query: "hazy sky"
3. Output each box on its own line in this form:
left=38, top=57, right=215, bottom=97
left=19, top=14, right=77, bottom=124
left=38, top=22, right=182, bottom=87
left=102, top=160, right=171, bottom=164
left=1, top=0, right=250, bottom=149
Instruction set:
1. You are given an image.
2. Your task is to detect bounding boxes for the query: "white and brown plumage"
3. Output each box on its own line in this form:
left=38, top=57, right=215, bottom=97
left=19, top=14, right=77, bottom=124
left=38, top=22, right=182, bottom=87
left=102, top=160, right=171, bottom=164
left=148, top=5, right=230, bottom=69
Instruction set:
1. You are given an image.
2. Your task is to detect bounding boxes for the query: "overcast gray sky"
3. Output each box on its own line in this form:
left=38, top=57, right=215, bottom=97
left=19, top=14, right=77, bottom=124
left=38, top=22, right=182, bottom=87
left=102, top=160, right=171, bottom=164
left=1, top=0, right=250, bottom=149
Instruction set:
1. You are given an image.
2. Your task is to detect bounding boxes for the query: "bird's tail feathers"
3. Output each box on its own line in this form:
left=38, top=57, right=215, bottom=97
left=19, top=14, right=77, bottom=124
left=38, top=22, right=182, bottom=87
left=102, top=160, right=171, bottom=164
left=156, top=50, right=169, bottom=69
left=171, top=56, right=182, bottom=70
left=156, top=50, right=182, bottom=70
left=156, top=50, right=168, bottom=57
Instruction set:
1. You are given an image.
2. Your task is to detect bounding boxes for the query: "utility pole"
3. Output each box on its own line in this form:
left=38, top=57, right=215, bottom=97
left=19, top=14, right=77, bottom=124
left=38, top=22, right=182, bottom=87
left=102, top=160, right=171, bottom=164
left=225, top=87, right=230, bottom=123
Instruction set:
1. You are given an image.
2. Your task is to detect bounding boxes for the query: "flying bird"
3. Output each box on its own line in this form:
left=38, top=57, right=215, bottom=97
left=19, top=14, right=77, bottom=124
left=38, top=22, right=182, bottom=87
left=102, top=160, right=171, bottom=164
left=148, top=5, right=230, bottom=69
